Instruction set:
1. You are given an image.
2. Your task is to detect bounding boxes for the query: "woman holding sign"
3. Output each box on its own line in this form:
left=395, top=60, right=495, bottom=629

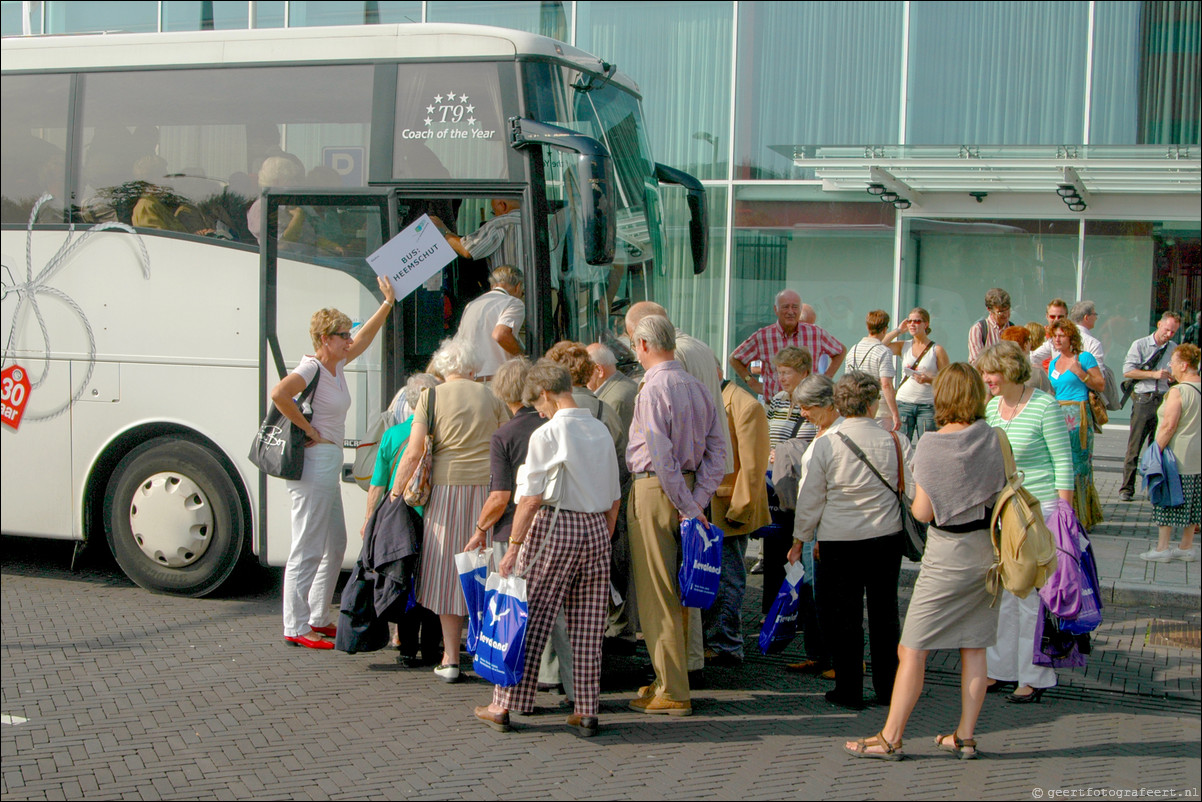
left=273, top=276, right=395, bottom=650
left=471, top=362, right=621, bottom=737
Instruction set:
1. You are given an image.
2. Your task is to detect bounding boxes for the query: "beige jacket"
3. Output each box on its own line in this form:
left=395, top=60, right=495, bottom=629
left=712, top=382, right=771, bottom=537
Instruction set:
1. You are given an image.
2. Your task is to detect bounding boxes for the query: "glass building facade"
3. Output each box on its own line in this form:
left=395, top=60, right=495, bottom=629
left=4, top=0, right=1199, bottom=418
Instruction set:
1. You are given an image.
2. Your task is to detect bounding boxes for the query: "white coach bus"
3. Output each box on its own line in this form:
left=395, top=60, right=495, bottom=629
left=1, top=24, right=707, bottom=595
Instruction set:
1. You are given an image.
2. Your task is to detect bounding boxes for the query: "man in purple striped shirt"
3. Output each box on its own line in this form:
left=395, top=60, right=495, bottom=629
left=626, top=315, right=726, bottom=716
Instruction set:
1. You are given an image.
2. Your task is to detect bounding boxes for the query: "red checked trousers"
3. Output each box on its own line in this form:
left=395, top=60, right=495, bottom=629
left=493, top=508, right=611, bottom=716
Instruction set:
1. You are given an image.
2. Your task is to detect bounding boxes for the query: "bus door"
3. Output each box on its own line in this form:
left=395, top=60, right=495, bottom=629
left=256, top=188, right=391, bottom=567
left=389, top=189, right=529, bottom=374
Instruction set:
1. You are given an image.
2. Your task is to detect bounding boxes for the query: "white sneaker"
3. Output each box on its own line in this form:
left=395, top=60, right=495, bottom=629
left=1139, top=548, right=1173, bottom=562
left=434, top=663, right=460, bottom=683
left=1171, top=547, right=1198, bottom=562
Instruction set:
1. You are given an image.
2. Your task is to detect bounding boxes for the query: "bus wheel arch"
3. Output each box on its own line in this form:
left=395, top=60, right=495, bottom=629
left=88, top=427, right=251, bottom=597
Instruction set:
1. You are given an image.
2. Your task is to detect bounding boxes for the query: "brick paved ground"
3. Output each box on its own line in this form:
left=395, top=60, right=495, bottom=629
left=2, top=425, right=1199, bottom=800
left=2, top=534, right=1199, bottom=801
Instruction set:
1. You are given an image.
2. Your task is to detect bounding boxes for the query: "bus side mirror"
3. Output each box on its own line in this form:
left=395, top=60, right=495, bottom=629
left=655, top=163, right=708, bottom=275
left=509, top=117, right=616, bottom=266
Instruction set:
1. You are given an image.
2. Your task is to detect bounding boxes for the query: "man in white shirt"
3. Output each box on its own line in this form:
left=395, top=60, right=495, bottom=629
left=845, top=310, right=900, bottom=432
left=455, top=266, right=525, bottom=379
left=1032, top=299, right=1105, bottom=365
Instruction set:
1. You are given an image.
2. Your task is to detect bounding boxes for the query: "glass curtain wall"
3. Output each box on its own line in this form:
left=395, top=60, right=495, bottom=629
left=1091, top=1, right=1202, bottom=144
left=428, top=1, right=570, bottom=39
left=734, top=1, right=903, bottom=179
left=904, top=218, right=1081, bottom=364
left=907, top=1, right=1089, bottom=144
left=730, top=189, right=896, bottom=363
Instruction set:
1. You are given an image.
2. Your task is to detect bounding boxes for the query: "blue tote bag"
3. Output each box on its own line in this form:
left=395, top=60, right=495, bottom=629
left=473, top=572, right=530, bottom=687
left=678, top=517, right=724, bottom=608
left=455, top=547, right=492, bottom=655
left=758, top=560, right=807, bottom=654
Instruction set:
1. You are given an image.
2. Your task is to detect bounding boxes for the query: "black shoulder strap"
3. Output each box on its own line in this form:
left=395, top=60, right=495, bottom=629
left=297, top=363, right=321, bottom=402
left=834, top=431, right=895, bottom=494
left=1140, top=342, right=1170, bottom=371
left=594, top=397, right=605, bottom=420
left=426, top=385, right=436, bottom=430
left=790, top=412, right=805, bottom=439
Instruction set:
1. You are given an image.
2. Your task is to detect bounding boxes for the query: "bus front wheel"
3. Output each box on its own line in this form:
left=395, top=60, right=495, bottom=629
left=104, top=437, right=246, bottom=597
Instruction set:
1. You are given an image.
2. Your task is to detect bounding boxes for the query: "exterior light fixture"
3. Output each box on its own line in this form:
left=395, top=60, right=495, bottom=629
left=893, top=199, right=912, bottom=210
left=880, top=191, right=899, bottom=203
left=1056, top=185, right=1076, bottom=198
left=866, top=183, right=886, bottom=196
left=1068, top=201, right=1087, bottom=212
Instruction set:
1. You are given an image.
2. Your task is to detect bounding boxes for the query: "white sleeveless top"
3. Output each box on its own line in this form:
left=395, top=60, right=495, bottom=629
left=895, top=341, right=938, bottom=405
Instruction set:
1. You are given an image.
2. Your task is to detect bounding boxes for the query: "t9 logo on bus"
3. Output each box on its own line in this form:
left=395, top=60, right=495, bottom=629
left=1, top=364, right=31, bottom=431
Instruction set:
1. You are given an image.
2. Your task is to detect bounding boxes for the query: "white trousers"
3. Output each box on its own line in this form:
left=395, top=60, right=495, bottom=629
left=986, top=502, right=1058, bottom=689
left=283, top=444, right=346, bottom=637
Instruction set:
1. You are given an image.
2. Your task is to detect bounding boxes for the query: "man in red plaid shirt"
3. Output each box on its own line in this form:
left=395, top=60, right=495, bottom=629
left=729, top=290, right=845, bottom=399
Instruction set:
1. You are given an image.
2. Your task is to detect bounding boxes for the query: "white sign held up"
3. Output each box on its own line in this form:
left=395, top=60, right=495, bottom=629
left=366, top=214, right=456, bottom=301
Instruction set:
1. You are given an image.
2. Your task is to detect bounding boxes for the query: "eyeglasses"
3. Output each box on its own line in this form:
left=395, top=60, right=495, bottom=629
left=905, top=319, right=925, bottom=325
left=330, top=331, right=353, bottom=341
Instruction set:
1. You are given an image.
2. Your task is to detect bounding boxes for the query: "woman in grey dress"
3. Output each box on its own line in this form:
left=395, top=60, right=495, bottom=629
left=845, top=363, right=1006, bottom=761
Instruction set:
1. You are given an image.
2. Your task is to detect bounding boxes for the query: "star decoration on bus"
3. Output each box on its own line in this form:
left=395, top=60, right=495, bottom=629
left=422, top=91, right=479, bottom=128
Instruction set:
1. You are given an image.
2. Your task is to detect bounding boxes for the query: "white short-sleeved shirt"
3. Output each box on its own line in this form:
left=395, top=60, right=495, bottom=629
left=292, top=356, right=351, bottom=445
left=456, top=287, right=525, bottom=377
left=515, top=407, right=621, bottom=513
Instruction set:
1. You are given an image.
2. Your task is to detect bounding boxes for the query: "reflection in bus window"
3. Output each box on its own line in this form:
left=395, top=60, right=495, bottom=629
left=1, top=73, right=70, bottom=224
left=71, top=65, right=373, bottom=242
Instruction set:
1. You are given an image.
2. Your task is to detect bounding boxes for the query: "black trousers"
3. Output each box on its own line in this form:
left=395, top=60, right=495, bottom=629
left=816, top=533, right=902, bottom=705
left=1121, top=393, right=1164, bottom=494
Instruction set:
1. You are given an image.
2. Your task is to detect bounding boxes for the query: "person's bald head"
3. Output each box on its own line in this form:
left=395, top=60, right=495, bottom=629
left=625, top=301, right=670, bottom=338
left=799, top=303, right=817, bottom=324
left=775, top=290, right=801, bottom=332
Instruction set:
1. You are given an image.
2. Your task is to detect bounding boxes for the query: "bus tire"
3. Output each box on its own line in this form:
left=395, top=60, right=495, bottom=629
left=104, top=436, right=245, bottom=597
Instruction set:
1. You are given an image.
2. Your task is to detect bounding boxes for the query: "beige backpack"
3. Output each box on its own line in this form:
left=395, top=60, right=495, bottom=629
left=986, top=428, right=1058, bottom=604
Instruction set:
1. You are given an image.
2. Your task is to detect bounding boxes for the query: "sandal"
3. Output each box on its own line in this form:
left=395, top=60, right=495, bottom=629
left=935, top=731, right=978, bottom=760
left=844, top=731, right=904, bottom=761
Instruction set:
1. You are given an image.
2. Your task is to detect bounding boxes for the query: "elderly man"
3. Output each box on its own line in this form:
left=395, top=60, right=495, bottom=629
left=625, top=302, right=733, bottom=679
left=968, top=288, right=1012, bottom=363
left=1119, top=311, right=1182, bottom=501
left=433, top=197, right=523, bottom=273
left=730, top=290, right=845, bottom=398
left=454, top=266, right=525, bottom=380
left=587, top=341, right=641, bottom=653
left=626, top=315, right=725, bottom=715
left=587, top=343, right=638, bottom=429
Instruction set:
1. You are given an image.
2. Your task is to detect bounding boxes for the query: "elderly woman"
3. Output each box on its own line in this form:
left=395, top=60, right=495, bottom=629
left=472, top=362, right=622, bottom=736
left=363, top=373, right=440, bottom=666
left=978, top=342, right=1074, bottom=703
left=774, top=375, right=840, bottom=676
left=766, top=346, right=816, bottom=447
left=788, top=371, right=912, bottom=709
left=844, top=364, right=1006, bottom=760
left=1047, top=318, right=1105, bottom=530
left=884, top=307, right=949, bottom=444
left=392, top=338, right=507, bottom=682
left=271, top=276, right=396, bottom=649
left=1142, top=344, right=1201, bottom=562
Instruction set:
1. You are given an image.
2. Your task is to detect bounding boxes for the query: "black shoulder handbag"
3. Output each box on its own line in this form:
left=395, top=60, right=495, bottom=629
left=248, top=369, right=320, bottom=480
left=835, top=430, right=927, bottom=562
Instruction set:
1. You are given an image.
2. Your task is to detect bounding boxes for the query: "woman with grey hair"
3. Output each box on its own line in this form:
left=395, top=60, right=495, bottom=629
left=362, top=372, right=439, bottom=665
left=788, top=371, right=912, bottom=709
left=774, top=374, right=839, bottom=676
left=392, top=338, right=508, bottom=682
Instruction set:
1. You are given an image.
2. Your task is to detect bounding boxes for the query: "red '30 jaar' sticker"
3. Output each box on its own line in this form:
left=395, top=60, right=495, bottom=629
left=1, top=364, right=31, bottom=431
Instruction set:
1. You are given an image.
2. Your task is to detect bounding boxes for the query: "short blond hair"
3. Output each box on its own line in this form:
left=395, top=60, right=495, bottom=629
left=309, top=308, right=352, bottom=350
left=933, top=363, right=987, bottom=427
left=771, top=345, right=812, bottom=375
left=976, top=341, right=1031, bottom=384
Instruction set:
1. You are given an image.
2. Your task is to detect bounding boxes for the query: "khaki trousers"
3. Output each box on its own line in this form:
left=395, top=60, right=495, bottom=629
left=628, top=475, right=692, bottom=702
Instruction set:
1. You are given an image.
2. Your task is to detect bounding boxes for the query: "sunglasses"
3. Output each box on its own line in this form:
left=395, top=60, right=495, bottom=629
left=905, top=319, right=925, bottom=325
left=330, top=331, right=353, bottom=341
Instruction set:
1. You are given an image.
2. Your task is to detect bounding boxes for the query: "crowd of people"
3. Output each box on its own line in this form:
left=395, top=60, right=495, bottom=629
left=269, top=271, right=1198, bottom=753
